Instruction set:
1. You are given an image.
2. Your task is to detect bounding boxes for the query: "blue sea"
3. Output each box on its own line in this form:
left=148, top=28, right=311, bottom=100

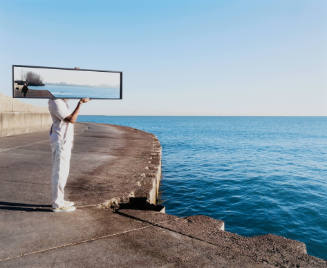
left=29, top=84, right=120, bottom=99
left=79, top=116, right=327, bottom=260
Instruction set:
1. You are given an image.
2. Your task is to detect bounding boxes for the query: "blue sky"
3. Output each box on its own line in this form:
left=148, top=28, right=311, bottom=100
left=1, top=0, right=326, bottom=115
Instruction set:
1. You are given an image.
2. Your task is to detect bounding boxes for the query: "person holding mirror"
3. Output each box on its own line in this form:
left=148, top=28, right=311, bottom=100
left=48, top=98, right=90, bottom=212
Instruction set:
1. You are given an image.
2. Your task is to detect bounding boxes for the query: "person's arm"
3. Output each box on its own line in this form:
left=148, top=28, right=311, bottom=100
left=64, top=98, right=90, bottom=123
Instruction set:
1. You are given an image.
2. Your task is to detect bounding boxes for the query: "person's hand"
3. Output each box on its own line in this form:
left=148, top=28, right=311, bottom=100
left=79, top=98, right=90, bottom=104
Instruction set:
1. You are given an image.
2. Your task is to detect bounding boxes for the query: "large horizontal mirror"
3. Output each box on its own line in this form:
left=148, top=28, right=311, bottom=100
left=13, top=65, right=122, bottom=99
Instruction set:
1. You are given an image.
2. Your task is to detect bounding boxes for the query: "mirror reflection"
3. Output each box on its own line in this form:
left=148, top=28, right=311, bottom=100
left=13, top=65, right=122, bottom=99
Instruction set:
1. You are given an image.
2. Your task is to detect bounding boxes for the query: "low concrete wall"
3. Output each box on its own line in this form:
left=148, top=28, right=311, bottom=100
left=0, top=93, right=51, bottom=137
left=0, top=112, right=52, bottom=137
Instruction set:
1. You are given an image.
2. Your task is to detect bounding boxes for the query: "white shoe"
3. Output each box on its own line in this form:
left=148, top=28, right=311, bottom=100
left=64, top=200, right=75, bottom=207
left=52, top=205, right=76, bottom=213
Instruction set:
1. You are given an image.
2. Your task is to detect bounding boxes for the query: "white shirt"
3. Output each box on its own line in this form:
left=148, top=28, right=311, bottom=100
left=48, top=99, right=74, bottom=144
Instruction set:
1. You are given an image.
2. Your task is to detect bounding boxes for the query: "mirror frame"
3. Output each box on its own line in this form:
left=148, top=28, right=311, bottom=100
left=12, top=65, right=123, bottom=99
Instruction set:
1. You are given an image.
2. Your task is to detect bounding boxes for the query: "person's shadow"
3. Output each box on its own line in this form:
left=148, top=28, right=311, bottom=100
left=0, top=201, right=52, bottom=212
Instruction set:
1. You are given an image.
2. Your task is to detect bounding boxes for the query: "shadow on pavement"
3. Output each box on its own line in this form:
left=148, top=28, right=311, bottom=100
left=0, top=201, right=52, bottom=212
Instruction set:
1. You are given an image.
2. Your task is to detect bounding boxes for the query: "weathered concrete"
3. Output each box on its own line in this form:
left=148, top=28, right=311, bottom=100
left=0, top=93, right=51, bottom=137
left=0, top=123, right=326, bottom=267
left=0, top=93, right=49, bottom=113
left=0, top=123, right=162, bottom=208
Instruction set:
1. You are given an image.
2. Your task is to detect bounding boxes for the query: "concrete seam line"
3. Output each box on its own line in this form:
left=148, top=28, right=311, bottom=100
left=0, top=180, right=52, bottom=185
left=116, top=211, right=222, bottom=249
left=76, top=204, right=98, bottom=208
left=0, top=218, right=177, bottom=263
left=0, top=139, right=49, bottom=153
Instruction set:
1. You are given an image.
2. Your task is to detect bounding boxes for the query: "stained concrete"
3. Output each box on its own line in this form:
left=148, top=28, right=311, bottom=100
left=0, top=93, right=51, bottom=137
left=0, top=123, right=326, bottom=267
left=0, top=93, right=49, bottom=113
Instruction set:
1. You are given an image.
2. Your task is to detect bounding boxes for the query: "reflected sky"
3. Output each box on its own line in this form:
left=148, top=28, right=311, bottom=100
left=14, top=67, right=120, bottom=88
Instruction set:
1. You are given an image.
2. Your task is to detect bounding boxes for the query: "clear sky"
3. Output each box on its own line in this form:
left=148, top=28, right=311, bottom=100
left=1, top=0, right=326, bottom=115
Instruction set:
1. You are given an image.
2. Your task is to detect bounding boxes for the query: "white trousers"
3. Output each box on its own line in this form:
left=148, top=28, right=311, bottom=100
left=50, top=141, right=72, bottom=208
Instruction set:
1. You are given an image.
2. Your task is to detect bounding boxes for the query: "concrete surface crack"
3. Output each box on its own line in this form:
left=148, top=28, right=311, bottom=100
left=0, top=139, right=49, bottom=153
left=116, top=210, right=223, bottom=249
left=0, top=217, right=177, bottom=263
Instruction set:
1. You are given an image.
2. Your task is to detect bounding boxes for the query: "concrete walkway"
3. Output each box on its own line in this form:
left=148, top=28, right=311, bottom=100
left=0, top=123, right=326, bottom=267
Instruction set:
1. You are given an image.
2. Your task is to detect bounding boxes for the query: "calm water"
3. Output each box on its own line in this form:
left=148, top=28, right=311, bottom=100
left=29, top=84, right=119, bottom=99
left=79, top=116, right=327, bottom=260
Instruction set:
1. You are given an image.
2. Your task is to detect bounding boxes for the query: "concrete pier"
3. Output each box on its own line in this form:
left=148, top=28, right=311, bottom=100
left=0, top=122, right=326, bottom=267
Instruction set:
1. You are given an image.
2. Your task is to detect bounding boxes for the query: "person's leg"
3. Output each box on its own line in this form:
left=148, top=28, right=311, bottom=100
left=51, top=141, right=72, bottom=208
left=59, top=141, right=73, bottom=199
